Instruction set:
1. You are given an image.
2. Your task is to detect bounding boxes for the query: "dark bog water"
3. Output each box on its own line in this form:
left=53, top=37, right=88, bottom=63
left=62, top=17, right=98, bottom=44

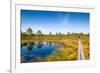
left=21, top=42, right=63, bottom=63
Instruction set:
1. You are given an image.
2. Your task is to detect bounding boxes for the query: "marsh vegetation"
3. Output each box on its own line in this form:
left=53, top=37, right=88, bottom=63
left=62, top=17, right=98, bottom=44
left=21, top=28, right=89, bottom=63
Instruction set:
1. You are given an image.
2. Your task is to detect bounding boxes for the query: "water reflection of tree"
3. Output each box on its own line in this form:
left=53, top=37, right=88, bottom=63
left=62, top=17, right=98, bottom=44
left=27, top=42, right=32, bottom=51
left=21, top=42, right=28, bottom=48
left=27, top=42, right=35, bottom=51
left=49, top=42, right=52, bottom=47
left=46, top=42, right=52, bottom=47
left=37, top=42, right=43, bottom=48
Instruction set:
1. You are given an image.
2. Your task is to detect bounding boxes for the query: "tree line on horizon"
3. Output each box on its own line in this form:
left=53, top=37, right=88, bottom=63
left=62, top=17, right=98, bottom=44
left=21, top=27, right=89, bottom=36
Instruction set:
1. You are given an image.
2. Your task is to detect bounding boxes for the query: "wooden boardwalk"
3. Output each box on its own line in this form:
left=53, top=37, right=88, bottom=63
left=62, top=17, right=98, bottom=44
left=77, top=39, right=85, bottom=60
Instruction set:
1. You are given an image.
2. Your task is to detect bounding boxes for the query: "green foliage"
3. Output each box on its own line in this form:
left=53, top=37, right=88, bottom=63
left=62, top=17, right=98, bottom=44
left=37, top=30, right=42, bottom=35
left=26, top=27, right=33, bottom=35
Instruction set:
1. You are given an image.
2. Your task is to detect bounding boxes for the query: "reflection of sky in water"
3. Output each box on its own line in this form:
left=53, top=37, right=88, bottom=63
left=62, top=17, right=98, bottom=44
left=21, top=42, right=62, bottom=63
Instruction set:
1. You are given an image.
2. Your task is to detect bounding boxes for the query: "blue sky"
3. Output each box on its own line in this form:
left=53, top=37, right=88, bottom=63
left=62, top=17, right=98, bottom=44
left=21, top=9, right=90, bottom=34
